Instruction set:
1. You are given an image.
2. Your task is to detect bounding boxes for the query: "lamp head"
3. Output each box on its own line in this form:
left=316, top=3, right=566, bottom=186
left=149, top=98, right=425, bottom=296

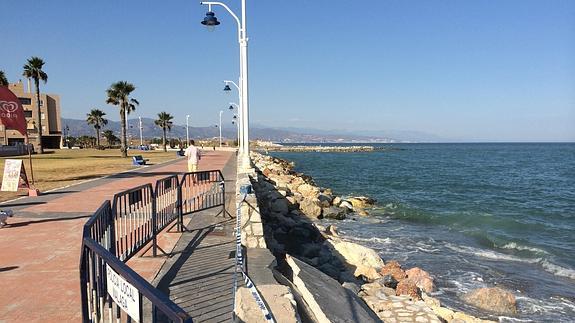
left=223, top=84, right=232, bottom=92
left=201, top=11, right=220, bottom=31
left=201, top=11, right=220, bottom=26
left=233, top=115, right=237, bottom=119
left=229, top=105, right=234, bottom=110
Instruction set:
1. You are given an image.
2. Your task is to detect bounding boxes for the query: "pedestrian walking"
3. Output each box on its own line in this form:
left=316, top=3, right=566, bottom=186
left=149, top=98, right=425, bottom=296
left=184, top=140, right=201, bottom=172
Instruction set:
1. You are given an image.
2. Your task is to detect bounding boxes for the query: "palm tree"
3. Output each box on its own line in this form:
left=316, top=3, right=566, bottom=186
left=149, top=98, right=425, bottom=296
left=22, top=57, right=48, bottom=154
left=106, top=81, right=138, bottom=157
left=102, top=130, right=118, bottom=148
left=86, top=109, right=108, bottom=148
left=155, top=112, right=174, bottom=152
left=0, top=70, right=8, bottom=87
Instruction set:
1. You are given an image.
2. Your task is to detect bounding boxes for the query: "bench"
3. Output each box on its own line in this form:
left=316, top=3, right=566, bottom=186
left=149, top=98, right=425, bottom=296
left=132, top=155, right=149, bottom=166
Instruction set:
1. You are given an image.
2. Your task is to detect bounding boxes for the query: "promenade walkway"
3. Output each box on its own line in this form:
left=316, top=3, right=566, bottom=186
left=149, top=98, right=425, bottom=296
left=153, top=154, right=237, bottom=322
left=0, top=150, right=235, bottom=322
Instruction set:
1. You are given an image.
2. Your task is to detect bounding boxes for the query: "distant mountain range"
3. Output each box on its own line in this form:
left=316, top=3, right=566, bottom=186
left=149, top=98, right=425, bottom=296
left=62, top=118, right=405, bottom=143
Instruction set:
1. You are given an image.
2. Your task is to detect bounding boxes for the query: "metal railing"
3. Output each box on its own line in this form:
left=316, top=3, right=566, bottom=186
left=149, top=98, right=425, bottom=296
left=179, top=170, right=227, bottom=226
left=80, top=170, right=227, bottom=323
left=112, top=184, right=155, bottom=261
left=80, top=231, right=191, bottom=323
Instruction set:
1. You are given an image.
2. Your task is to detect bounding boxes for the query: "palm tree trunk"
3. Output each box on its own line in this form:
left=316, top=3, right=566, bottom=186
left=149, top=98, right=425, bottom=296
left=95, top=127, right=100, bottom=148
left=163, top=128, right=167, bottom=152
left=35, top=80, right=43, bottom=154
left=120, top=106, right=127, bottom=158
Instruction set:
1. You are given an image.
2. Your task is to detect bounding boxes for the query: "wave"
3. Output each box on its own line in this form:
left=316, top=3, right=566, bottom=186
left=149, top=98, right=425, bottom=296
left=347, top=236, right=392, bottom=245
left=540, top=260, right=575, bottom=280
left=445, top=243, right=541, bottom=264
left=446, top=243, right=575, bottom=280
left=500, top=242, right=549, bottom=255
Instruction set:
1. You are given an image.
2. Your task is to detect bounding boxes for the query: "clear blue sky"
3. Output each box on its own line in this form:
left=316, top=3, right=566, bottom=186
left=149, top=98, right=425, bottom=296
left=2, top=1, right=574, bottom=141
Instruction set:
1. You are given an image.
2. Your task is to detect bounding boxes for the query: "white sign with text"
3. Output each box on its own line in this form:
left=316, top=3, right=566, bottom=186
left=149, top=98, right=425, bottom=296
left=106, top=264, right=140, bottom=322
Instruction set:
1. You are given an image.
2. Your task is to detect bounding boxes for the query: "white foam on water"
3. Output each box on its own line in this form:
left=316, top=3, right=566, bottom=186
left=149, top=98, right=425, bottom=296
left=446, top=243, right=575, bottom=280
left=348, top=236, right=392, bottom=245
left=500, top=242, right=549, bottom=255
left=498, top=316, right=533, bottom=323
left=540, top=259, right=575, bottom=280
left=445, top=243, right=541, bottom=264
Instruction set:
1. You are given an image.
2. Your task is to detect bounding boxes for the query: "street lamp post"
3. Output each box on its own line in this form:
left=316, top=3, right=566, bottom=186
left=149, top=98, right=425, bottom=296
left=224, top=81, right=242, bottom=151
left=201, top=1, right=251, bottom=169
left=228, top=101, right=241, bottom=149
left=219, top=110, right=223, bottom=147
left=232, top=114, right=239, bottom=145
left=186, top=114, right=190, bottom=145
left=138, top=116, right=143, bottom=146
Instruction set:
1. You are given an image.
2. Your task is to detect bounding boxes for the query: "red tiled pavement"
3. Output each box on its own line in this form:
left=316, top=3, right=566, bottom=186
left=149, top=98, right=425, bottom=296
left=0, top=151, right=233, bottom=322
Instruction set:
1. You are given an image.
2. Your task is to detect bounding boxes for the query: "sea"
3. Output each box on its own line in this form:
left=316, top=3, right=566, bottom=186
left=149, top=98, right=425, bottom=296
left=271, top=143, right=575, bottom=322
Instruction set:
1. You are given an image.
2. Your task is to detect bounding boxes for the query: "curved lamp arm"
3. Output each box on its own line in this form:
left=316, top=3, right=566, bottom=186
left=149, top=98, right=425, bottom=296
left=200, top=1, right=243, bottom=40
left=223, top=80, right=240, bottom=91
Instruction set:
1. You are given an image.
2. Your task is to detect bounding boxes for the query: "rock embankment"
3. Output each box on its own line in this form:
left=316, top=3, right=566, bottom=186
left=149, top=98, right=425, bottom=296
left=259, top=145, right=384, bottom=153
left=250, top=151, right=513, bottom=322
left=252, top=152, right=375, bottom=220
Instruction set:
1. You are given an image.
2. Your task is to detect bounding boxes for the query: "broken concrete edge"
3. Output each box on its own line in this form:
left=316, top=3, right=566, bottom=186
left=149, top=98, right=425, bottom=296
left=234, top=167, right=300, bottom=322
left=281, top=254, right=382, bottom=323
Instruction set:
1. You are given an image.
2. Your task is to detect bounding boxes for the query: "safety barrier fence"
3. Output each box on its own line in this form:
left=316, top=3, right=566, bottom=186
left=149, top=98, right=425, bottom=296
left=80, top=170, right=225, bottom=323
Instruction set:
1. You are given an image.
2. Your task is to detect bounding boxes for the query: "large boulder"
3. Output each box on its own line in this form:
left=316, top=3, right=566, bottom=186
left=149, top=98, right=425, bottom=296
left=285, top=196, right=299, bottom=211
left=395, top=278, right=422, bottom=301
left=322, top=206, right=348, bottom=220
left=346, top=196, right=376, bottom=209
left=297, top=184, right=320, bottom=198
left=379, top=260, right=407, bottom=281
left=332, top=196, right=342, bottom=207
left=463, top=287, right=517, bottom=315
left=326, top=239, right=384, bottom=281
left=299, top=198, right=322, bottom=218
left=270, top=198, right=289, bottom=215
left=339, top=200, right=353, bottom=210
left=317, top=194, right=333, bottom=207
left=405, top=267, right=434, bottom=293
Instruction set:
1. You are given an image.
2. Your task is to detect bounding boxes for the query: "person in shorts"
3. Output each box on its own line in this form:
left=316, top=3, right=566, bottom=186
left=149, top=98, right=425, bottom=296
left=184, top=140, right=201, bottom=172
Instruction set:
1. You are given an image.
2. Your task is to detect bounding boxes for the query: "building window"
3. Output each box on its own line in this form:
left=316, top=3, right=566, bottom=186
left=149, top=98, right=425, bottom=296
left=19, top=98, right=32, bottom=105
left=42, top=126, right=46, bottom=132
left=24, top=110, right=32, bottom=118
left=41, top=113, right=45, bottom=120
left=39, top=100, right=44, bottom=107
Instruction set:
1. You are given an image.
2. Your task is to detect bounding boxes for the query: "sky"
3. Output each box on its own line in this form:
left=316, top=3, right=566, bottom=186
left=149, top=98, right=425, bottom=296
left=2, top=0, right=574, bottom=142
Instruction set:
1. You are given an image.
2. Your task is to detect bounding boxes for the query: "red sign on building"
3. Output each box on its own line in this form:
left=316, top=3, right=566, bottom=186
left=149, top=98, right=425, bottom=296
left=0, top=86, right=28, bottom=137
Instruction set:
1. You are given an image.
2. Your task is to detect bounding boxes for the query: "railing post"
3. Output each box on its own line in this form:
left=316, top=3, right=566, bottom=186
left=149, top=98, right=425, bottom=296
left=79, top=242, right=90, bottom=322
left=108, top=202, right=117, bottom=257
left=177, top=175, right=184, bottom=232
left=152, top=188, right=158, bottom=257
left=221, top=176, right=226, bottom=217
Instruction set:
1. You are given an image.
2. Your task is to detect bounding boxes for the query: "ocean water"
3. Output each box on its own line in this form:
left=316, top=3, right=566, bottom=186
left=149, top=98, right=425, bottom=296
left=271, top=143, right=575, bottom=322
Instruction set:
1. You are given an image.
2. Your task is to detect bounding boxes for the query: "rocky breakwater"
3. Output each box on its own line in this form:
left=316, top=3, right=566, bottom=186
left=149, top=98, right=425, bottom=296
left=250, top=151, right=517, bottom=322
left=261, top=145, right=383, bottom=153
left=253, top=152, right=375, bottom=220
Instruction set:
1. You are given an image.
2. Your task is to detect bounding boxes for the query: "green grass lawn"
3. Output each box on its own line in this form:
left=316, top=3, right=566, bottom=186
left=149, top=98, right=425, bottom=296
left=0, top=148, right=178, bottom=202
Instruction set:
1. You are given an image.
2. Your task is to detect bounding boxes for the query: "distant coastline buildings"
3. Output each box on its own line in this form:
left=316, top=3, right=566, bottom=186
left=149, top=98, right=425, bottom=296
left=5, top=80, right=62, bottom=149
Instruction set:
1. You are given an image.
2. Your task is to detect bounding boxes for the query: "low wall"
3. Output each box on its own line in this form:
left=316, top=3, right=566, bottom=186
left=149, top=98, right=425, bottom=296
left=237, top=172, right=267, bottom=248
left=0, top=145, right=30, bottom=157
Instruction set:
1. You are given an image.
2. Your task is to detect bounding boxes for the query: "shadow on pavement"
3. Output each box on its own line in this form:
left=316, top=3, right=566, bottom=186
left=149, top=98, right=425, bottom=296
left=6, top=214, right=91, bottom=228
